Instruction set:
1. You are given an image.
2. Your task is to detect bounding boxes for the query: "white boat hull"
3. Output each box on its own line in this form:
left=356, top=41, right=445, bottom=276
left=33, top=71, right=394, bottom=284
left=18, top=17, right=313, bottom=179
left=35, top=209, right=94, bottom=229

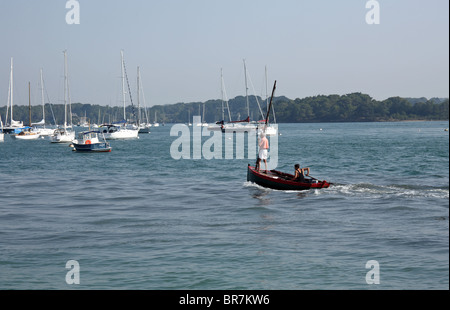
left=34, top=128, right=55, bottom=136
left=12, top=133, right=41, bottom=140
left=207, top=125, right=222, bottom=131
left=222, top=123, right=257, bottom=133
left=51, top=132, right=75, bottom=143
left=258, top=125, right=278, bottom=136
left=104, top=129, right=139, bottom=140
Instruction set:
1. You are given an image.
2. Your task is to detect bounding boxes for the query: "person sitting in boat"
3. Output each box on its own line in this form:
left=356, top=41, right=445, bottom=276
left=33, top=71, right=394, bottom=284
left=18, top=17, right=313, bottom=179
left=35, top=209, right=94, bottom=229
left=292, top=164, right=311, bottom=183
left=256, top=133, right=269, bottom=172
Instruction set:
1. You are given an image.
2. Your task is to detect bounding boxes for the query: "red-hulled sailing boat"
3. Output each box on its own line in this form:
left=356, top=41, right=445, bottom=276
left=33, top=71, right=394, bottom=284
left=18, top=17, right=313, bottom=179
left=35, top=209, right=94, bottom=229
left=247, top=165, right=331, bottom=191
left=246, top=80, right=332, bottom=191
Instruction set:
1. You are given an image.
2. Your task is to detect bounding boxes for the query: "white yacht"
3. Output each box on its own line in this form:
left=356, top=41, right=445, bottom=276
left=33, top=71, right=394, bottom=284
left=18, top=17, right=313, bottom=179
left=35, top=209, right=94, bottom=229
left=99, top=124, right=139, bottom=140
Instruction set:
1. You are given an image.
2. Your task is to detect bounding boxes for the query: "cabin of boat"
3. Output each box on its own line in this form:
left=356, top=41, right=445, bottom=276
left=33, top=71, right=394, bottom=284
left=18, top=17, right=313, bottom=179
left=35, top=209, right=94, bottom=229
left=247, top=165, right=331, bottom=191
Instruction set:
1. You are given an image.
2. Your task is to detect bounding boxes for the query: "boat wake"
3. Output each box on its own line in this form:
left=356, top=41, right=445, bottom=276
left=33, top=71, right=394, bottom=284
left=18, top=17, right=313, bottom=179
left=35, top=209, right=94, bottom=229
left=244, top=181, right=449, bottom=199
left=328, top=183, right=449, bottom=199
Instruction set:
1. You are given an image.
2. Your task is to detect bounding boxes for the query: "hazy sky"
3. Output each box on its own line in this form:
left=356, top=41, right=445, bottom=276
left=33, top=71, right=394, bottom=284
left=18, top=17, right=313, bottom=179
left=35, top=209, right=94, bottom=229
left=0, top=0, right=448, bottom=107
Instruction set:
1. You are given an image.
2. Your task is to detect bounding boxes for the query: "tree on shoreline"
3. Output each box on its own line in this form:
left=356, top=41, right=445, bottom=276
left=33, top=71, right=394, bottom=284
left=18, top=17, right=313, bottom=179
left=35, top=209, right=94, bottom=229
left=1, top=93, right=448, bottom=125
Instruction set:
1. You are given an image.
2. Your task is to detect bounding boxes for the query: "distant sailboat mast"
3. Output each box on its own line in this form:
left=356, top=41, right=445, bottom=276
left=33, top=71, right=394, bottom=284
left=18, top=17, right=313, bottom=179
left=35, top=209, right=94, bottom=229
left=220, top=69, right=225, bottom=121
left=65, top=52, right=74, bottom=128
left=28, top=82, right=32, bottom=127
left=137, top=66, right=141, bottom=127
left=243, top=59, right=250, bottom=120
left=63, top=50, right=68, bottom=130
left=41, top=69, right=45, bottom=123
left=121, top=50, right=127, bottom=121
left=38, top=68, right=47, bottom=127
left=220, top=68, right=232, bottom=122
left=10, top=58, right=13, bottom=126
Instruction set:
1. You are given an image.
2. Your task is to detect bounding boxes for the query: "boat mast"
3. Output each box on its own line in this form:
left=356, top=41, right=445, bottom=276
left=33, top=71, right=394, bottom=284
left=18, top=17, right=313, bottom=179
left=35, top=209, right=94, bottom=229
left=220, top=69, right=225, bottom=121
left=264, top=80, right=277, bottom=132
left=10, top=58, right=14, bottom=125
left=243, top=59, right=250, bottom=120
left=65, top=51, right=73, bottom=128
left=137, top=66, right=141, bottom=127
left=40, top=68, right=45, bottom=126
left=121, top=50, right=126, bottom=121
left=220, top=69, right=232, bottom=122
left=265, top=66, right=268, bottom=118
left=28, top=82, right=31, bottom=127
left=265, top=66, right=276, bottom=124
left=63, top=51, right=68, bottom=130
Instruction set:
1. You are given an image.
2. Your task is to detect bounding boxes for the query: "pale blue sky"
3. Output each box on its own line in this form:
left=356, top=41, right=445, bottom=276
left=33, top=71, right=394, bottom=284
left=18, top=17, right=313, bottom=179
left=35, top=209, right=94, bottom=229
left=0, top=0, right=448, bottom=107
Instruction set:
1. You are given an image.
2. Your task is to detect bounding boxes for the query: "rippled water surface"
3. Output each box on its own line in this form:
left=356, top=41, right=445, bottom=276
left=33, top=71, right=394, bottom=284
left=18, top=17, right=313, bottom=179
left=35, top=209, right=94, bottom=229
left=0, top=121, right=448, bottom=289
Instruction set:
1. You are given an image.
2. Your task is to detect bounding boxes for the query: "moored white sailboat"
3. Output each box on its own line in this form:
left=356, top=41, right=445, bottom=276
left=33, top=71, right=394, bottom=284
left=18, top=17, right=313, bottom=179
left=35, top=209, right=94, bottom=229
left=51, top=51, right=75, bottom=143
left=5, top=58, right=24, bottom=131
left=102, top=51, right=139, bottom=140
left=32, top=69, right=54, bottom=136
left=136, top=66, right=151, bottom=134
left=208, top=69, right=232, bottom=132
left=13, top=82, right=41, bottom=140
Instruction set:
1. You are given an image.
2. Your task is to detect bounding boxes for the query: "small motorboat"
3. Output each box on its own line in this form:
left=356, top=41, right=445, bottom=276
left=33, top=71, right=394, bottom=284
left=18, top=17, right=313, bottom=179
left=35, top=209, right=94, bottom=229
left=247, top=165, right=331, bottom=191
left=72, top=131, right=112, bottom=153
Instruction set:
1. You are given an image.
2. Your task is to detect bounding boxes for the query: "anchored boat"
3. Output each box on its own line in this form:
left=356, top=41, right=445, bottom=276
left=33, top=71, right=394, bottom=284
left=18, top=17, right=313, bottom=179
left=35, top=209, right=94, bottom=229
left=72, top=131, right=111, bottom=152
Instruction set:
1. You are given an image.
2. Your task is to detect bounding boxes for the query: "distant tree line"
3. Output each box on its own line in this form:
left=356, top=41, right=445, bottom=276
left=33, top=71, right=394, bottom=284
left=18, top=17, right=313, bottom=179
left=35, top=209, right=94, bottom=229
left=1, top=93, right=448, bottom=126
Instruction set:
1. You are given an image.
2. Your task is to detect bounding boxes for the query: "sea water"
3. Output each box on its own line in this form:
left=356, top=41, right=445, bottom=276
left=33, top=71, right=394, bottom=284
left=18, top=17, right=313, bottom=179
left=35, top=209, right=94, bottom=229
left=0, top=121, right=448, bottom=290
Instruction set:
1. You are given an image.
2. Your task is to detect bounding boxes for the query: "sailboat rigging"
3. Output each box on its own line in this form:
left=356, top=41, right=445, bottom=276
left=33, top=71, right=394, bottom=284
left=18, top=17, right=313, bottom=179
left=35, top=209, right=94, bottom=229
left=51, top=50, right=75, bottom=143
left=99, top=51, right=139, bottom=140
left=137, top=66, right=151, bottom=133
left=32, top=69, right=54, bottom=136
left=5, top=58, right=24, bottom=130
left=220, top=60, right=263, bottom=133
